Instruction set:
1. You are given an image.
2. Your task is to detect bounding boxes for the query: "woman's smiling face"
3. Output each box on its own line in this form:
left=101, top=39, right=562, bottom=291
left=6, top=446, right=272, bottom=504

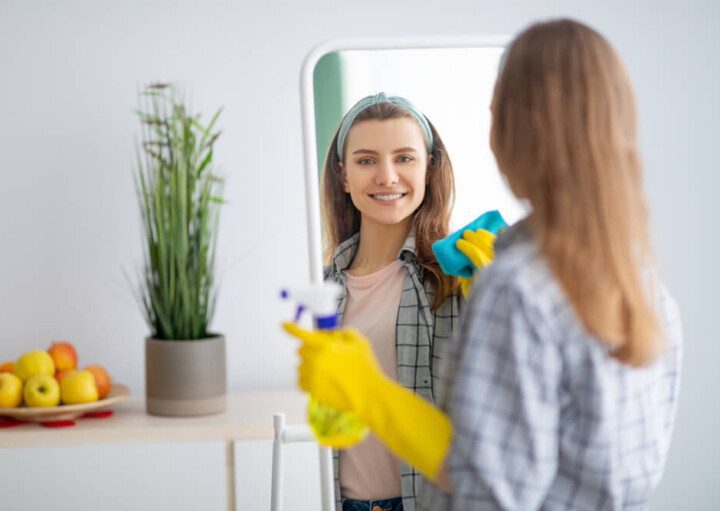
left=342, top=118, right=429, bottom=229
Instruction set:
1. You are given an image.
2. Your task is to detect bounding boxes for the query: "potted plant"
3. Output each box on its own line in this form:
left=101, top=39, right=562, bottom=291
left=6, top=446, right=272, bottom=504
left=134, top=83, right=226, bottom=416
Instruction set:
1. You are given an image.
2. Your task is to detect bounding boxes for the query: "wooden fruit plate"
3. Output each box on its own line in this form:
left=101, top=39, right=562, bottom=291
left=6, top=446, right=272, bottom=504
left=0, top=383, right=129, bottom=422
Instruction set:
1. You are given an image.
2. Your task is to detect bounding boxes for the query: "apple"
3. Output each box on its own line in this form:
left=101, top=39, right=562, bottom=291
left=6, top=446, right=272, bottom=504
left=14, top=350, right=55, bottom=382
left=48, top=341, right=78, bottom=372
left=23, top=374, right=61, bottom=407
left=55, top=369, right=75, bottom=384
left=61, top=370, right=98, bottom=405
left=0, top=361, right=14, bottom=374
left=0, top=372, right=23, bottom=408
left=84, top=365, right=111, bottom=399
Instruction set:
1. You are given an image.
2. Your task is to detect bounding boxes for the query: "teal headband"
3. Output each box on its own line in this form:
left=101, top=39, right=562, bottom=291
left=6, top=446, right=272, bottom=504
left=336, top=92, right=434, bottom=160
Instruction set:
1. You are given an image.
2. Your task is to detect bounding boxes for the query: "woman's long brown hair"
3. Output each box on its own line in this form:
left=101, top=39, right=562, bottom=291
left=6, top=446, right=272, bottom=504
left=491, top=19, right=661, bottom=366
left=321, top=102, right=458, bottom=310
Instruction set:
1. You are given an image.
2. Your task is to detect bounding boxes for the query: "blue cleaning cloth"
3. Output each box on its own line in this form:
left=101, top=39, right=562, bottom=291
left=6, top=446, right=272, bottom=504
left=432, top=210, right=508, bottom=278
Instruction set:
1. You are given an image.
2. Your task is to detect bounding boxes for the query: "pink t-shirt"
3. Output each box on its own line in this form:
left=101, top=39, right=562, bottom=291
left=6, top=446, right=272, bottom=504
left=339, top=260, right=405, bottom=500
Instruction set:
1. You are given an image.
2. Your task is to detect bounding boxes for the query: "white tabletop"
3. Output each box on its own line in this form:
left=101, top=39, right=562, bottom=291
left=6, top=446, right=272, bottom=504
left=0, top=389, right=308, bottom=449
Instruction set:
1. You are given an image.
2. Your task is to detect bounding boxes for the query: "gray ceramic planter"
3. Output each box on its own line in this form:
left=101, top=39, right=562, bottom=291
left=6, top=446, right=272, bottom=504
left=145, top=335, right=226, bottom=416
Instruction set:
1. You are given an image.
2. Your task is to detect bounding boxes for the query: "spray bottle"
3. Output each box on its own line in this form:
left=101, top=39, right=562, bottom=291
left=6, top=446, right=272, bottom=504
left=281, top=282, right=369, bottom=449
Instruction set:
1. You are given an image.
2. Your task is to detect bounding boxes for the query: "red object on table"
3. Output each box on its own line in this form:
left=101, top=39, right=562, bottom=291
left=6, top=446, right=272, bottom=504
left=81, top=410, right=114, bottom=419
left=0, top=409, right=113, bottom=429
left=0, top=417, right=28, bottom=428
left=40, top=420, right=76, bottom=428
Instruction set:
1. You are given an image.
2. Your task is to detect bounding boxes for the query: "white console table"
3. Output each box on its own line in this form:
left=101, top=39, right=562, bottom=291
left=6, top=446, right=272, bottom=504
left=0, top=389, right=308, bottom=511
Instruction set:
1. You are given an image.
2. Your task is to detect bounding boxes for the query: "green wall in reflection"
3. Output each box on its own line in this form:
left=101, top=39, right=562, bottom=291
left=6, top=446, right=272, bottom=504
left=313, top=52, right=345, bottom=178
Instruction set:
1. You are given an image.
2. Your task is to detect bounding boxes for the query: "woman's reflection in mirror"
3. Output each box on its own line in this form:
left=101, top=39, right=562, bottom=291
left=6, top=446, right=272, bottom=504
left=321, top=93, right=463, bottom=511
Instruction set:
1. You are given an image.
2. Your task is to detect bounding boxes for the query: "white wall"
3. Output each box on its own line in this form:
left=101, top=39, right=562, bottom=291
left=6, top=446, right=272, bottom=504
left=1, top=0, right=718, bottom=508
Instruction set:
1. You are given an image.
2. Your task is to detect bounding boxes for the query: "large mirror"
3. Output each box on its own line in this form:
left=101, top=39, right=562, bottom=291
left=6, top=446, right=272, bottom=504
left=300, top=37, right=527, bottom=281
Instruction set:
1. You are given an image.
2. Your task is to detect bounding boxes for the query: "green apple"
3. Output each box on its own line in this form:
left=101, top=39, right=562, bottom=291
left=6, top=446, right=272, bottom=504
left=14, top=350, right=55, bottom=382
left=61, top=370, right=98, bottom=405
left=23, top=374, right=61, bottom=407
left=0, top=372, right=23, bottom=408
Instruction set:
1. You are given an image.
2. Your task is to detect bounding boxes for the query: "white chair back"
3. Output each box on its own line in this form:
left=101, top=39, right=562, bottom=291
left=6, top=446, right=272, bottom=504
left=270, top=412, right=334, bottom=511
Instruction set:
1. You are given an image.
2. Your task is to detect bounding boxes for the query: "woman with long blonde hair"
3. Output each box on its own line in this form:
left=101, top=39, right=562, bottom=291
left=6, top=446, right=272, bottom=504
left=286, top=19, right=683, bottom=510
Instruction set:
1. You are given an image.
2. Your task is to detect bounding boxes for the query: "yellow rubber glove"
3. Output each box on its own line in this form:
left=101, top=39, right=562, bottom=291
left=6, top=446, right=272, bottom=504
left=283, top=322, right=452, bottom=480
left=456, top=228, right=497, bottom=296
left=458, top=276, right=474, bottom=297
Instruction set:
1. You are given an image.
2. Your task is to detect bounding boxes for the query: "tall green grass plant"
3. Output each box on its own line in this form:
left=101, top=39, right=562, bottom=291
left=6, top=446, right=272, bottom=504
left=135, top=83, right=224, bottom=340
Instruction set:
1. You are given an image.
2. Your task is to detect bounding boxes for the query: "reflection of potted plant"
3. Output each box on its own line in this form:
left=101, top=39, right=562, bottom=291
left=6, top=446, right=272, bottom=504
left=134, top=83, right=226, bottom=416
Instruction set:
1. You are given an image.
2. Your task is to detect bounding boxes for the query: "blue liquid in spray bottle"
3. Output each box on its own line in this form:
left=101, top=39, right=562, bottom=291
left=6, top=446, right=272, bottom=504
left=282, top=283, right=368, bottom=449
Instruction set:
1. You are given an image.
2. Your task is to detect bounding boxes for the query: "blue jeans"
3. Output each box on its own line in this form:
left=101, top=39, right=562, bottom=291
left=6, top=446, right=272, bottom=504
left=342, top=496, right=403, bottom=511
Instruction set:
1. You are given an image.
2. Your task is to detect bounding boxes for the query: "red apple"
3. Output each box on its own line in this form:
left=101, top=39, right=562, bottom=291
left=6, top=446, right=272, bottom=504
left=47, top=341, right=78, bottom=372
left=84, top=365, right=111, bottom=399
left=0, top=361, right=14, bottom=374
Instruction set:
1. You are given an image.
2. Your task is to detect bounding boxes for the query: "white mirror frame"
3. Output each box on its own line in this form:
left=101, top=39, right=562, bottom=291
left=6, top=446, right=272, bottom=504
left=300, top=35, right=511, bottom=283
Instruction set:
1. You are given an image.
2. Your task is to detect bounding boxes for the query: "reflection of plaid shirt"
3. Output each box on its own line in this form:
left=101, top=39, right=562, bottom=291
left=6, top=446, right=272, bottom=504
left=325, top=232, right=463, bottom=511
left=419, top=221, right=683, bottom=510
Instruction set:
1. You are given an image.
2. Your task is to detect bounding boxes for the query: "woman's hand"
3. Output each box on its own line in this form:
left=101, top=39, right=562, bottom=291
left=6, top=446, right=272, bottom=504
left=282, top=322, right=454, bottom=480
left=282, top=323, right=385, bottom=417
left=456, top=228, right=497, bottom=296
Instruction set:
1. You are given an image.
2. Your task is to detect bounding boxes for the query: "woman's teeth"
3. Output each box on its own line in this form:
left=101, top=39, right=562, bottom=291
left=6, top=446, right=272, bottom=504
left=372, top=193, right=405, bottom=201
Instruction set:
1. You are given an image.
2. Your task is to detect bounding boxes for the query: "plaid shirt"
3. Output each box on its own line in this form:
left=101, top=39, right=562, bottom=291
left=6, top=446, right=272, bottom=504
left=325, top=232, right=463, bottom=511
left=419, top=220, right=683, bottom=510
